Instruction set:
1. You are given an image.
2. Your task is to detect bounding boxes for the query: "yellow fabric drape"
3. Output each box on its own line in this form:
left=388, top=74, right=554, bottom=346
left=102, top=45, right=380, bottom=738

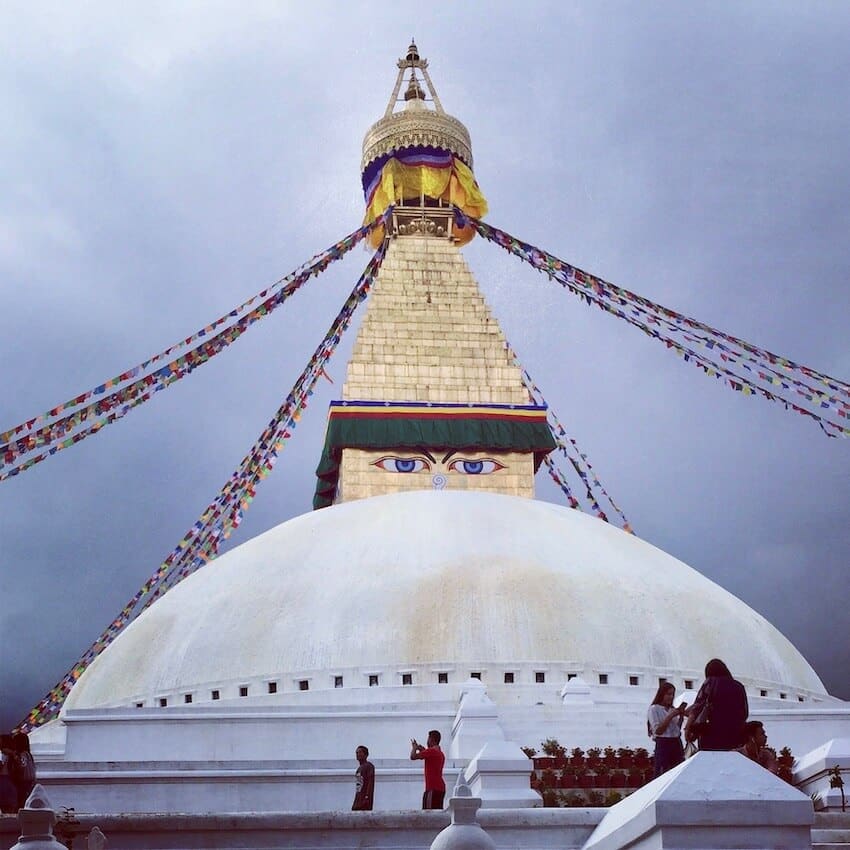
left=364, top=156, right=488, bottom=247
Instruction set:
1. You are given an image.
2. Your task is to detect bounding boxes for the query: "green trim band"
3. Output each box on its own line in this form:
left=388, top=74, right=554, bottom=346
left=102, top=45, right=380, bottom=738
left=314, top=412, right=556, bottom=509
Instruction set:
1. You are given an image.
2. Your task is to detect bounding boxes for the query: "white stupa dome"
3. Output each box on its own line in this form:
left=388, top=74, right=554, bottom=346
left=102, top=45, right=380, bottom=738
left=63, top=490, right=826, bottom=712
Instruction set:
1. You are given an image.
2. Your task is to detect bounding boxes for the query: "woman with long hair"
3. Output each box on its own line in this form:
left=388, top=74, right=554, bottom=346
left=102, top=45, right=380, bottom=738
left=647, top=682, right=687, bottom=777
left=685, top=658, right=749, bottom=751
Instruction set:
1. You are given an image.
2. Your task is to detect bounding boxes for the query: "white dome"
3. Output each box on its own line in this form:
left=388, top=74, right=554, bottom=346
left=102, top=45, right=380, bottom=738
left=64, top=490, right=826, bottom=710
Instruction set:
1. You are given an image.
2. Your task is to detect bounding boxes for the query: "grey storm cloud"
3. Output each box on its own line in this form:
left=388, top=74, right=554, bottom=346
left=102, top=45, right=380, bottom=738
left=1, top=1, right=848, bottom=731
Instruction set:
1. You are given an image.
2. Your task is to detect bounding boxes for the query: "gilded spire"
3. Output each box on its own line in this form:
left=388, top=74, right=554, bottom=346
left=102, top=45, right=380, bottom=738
left=360, top=43, right=487, bottom=246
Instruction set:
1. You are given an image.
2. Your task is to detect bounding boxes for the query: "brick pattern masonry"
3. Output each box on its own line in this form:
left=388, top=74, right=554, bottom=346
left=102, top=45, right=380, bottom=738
left=337, top=235, right=536, bottom=502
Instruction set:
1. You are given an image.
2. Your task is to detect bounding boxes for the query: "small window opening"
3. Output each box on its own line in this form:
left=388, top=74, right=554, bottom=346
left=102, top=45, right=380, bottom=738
left=158, top=697, right=168, bottom=707
left=369, top=674, right=379, bottom=687
left=239, top=686, right=248, bottom=697
left=211, top=689, right=220, bottom=700
left=470, top=672, right=482, bottom=680
left=268, top=682, right=277, bottom=694
left=437, top=672, right=448, bottom=684
left=629, top=676, right=639, bottom=686
left=598, top=674, right=609, bottom=685
left=780, top=692, right=787, bottom=700
left=135, top=702, right=144, bottom=708
left=535, top=671, right=545, bottom=684
left=504, top=672, right=515, bottom=684
left=760, top=689, right=767, bottom=697
left=184, top=694, right=192, bottom=704
left=334, top=676, right=344, bottom=688
left=684, top=679, right=694, bottom=689
left=402, top=673, right=413, bottom=686
left=567, top=673, right=577, bottom=681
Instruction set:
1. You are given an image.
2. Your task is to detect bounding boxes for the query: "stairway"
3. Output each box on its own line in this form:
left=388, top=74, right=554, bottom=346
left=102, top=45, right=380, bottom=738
left=812, top=811, right=850, bottom=850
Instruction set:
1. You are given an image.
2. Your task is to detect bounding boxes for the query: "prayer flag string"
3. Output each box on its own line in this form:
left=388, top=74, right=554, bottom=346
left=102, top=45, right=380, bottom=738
left=506, top=342, right=633, bottom=532
left=16, top=232, right=390, bottom=733
left=1, top=217, right=387, bottom=478
left=458, top=211, right=850, bottom=438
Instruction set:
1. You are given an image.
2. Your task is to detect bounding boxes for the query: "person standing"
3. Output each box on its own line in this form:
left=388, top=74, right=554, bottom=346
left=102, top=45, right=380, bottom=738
left=10, top=733, right=36, bottom=809
left=351, top=745, right=375, bottom=811
left=647, top=682, right=687, bottom=777
left=410, top=730, right=445, bottom=810
left=685, top=658, right=749, bottom=751
left=0, top=735, right=17, bottom=814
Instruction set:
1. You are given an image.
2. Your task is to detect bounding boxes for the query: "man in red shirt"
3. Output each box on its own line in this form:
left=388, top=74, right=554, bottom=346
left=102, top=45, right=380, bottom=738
left=410, top=730, right=446, bottom=810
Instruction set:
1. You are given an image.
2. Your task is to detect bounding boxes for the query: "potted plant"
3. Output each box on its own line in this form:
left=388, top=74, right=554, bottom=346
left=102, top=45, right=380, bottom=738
left=776, top=746, right=795, bottom=784
left=633, top=747, right=650, bottom=769
left=626, top=769, right=643, bottom=788
left=828, top=765, right=846, bottom=812
left=541, top=737, right=565, bottom=769
left=570, top=746, right=585, bottom=768
left=595, top=762, right=612, bottom=786
left=617, top=746, right=634, bottom=768
left=559, top=771, right=577, bottom=789
left=610, top=770, right=626, bottom=788
left=539, top=769, right=557, bottom=792
left=541, top=738, right=566, bottom=757
left=586, top=747, right=602, bottom=768
left=603, top=746, right=618, bottom=767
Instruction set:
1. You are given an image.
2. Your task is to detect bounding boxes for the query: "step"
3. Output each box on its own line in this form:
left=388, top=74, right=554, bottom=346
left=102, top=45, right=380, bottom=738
left=812, top=828, right=850, bottom=842
left=814, top=813, right=850, bottom=828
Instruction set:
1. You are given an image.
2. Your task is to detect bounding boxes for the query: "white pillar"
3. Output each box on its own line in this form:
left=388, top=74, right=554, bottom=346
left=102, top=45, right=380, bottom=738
left=429, top=782, right=496, bottom=850
left=463, top=741, right=540, bottom=808
left=449, top=679, right=505, bottom=760
left=8, top=785, right=68, bottom=850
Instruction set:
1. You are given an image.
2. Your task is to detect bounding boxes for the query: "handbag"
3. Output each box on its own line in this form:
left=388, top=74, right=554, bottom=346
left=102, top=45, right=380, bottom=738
left=692, top=700, right=711, bottom=730
left=683, top=740, right=698, bottom=759
left=687, top=681, right=713, bottom=740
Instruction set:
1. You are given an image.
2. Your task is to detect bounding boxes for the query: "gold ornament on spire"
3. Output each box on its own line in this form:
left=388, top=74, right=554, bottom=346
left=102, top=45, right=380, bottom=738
left=360, top=42, right=488, bottom=246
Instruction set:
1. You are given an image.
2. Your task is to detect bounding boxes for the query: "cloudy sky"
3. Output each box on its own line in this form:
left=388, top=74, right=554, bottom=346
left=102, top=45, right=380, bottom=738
left=1, top=2, right=848, bottom=732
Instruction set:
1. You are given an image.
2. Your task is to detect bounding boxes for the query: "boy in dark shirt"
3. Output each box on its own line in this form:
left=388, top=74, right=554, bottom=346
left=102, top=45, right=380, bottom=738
left=352, top=745, right=375, bottom=811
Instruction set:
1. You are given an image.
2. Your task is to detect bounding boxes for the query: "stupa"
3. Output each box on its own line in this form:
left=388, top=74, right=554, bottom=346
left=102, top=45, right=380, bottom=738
left=28, top=42, right=848, bottom=817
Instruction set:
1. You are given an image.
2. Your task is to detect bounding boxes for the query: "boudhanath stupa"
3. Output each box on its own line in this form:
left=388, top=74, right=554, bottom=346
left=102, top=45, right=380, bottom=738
left=22, top=42, right=849, bottom=823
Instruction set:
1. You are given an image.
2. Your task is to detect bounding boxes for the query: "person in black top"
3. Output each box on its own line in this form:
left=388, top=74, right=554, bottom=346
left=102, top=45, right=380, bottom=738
left=352, top=745, right=375, bottom=811
left=11, top=733, right=36, bottom=809
left=685, top=658, right=748, bottom=751
left=0, top=735, right=17, bottom=814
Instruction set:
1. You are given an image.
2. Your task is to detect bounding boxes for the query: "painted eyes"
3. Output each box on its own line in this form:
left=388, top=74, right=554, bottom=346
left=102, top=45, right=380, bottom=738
left=447, top=459, right=504, bottom=475
left=373, top=457, right=430, bottom=473
left=372, top=456, right=505, bottom=474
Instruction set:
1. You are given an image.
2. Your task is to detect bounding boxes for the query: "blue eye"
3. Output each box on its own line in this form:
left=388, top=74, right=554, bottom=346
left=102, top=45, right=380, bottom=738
left=447, top=459, right=504, bottom=475
left=373, top=456, right=430, bottom=473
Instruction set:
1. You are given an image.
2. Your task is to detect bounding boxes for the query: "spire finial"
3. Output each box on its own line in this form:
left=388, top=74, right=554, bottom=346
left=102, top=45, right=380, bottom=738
left=404, top=69, right=425, bottom=102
